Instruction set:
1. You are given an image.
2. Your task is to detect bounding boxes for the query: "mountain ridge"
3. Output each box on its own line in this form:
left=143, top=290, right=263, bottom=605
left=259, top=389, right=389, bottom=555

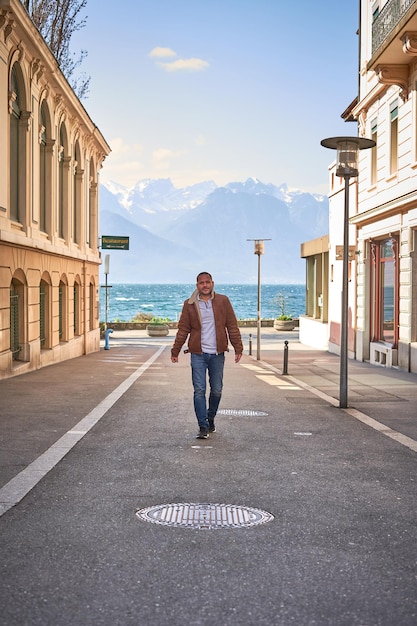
left=99, top=178, right=328, bottom=283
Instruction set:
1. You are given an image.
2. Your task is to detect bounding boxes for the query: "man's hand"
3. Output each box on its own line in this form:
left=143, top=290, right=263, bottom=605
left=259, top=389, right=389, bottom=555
left=235, top=353, right=242, bottom=363
left=171, top=356, right=179, bottom=363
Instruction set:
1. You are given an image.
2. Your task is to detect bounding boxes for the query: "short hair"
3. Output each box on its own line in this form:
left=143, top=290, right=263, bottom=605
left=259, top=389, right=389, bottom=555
left=196, top=271, right=213, bottom=281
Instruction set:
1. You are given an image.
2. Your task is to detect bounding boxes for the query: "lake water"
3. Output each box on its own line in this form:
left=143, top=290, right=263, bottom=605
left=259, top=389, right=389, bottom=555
left=100, top=283, right=305, bottom=322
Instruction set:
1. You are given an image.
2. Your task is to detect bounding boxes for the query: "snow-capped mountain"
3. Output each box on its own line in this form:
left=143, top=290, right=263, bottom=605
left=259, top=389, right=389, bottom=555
left=99, top=178, right=328, bottom=283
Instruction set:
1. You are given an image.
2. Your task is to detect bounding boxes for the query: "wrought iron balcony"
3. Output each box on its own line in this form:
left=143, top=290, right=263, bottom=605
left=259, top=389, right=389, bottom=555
left=372, top=0, right=417, bottom=53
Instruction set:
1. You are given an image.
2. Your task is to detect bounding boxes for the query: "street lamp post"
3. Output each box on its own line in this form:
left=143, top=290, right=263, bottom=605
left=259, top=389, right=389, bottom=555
left=321, top=136, right=375, bottom=409
left=247, top=238, right=271, bottom=360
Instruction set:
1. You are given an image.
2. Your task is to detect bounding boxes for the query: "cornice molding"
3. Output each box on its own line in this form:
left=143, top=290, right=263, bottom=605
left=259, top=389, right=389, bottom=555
left=350, top=189, right=417, bottom=226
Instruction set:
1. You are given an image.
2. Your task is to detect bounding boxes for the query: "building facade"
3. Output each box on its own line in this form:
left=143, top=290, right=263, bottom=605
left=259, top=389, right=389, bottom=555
left=352, top=0, right=417, bottom=371
left=301, top=0, right=417, bottom=372
left=0, top=0, right=110, bottom=379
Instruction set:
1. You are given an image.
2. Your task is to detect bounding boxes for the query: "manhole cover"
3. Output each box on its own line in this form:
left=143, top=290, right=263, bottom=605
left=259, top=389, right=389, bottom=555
left=217, top=409, right=268, bottom=416
left=136, top=503, right=274, bottom=529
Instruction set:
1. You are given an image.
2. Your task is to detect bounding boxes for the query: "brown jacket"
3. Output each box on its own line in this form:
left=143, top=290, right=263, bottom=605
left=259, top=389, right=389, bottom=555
left=171, top=290, right=243, bottom=358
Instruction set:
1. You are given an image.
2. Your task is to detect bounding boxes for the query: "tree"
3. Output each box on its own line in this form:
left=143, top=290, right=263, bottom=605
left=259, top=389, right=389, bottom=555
left=22, top=0, right=90, bottom=99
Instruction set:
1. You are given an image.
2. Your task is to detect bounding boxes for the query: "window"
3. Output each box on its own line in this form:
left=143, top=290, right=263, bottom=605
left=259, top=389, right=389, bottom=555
left=73, top=282, right=81, bottom=335
left=59, top=283, right=63, bottom=339
left=370, top=237, right=399, bottom=346
left=10, top=283, right=20, bottom=359
left=10, top=66, right=20, bottom=222
left=40, top=104, right=47, bottom=232
left=59, top=127, right=64, bottom=238
left=89, top=282, right=95, bottom=331
left=40, top=280, right=50, bottom=348
left=415, top=81, right=417, bottom=162
left=390, top=100, right=398, bottom=175
left=371, top=118, right=378, bottom=185
left=73, top=143, right=81, bottom=244
left=58, top=125, right=68, bottom=239
left=59, top=280, right=68, bottom=341
left=40, top=282, right=46, bottom=347
left=88, top=159, right=97, bottom=250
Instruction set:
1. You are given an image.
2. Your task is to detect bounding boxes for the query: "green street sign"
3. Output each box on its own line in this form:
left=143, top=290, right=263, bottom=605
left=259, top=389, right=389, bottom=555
left=101, top=236, right=129, bottom=250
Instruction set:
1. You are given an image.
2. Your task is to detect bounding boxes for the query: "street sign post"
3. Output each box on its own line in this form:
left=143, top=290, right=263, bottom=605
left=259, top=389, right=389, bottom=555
left=101, top=236, right=129, bottom=250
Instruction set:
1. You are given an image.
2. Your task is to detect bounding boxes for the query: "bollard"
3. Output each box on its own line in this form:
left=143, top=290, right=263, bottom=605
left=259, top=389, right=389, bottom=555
left=283, top=340, right=289, bottom=375
left=104, top=328, right=113, bottom=350
left=248, top=333, right=252, bottom=356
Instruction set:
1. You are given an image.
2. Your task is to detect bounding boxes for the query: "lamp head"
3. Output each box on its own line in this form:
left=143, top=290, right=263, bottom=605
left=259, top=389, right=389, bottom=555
left=321, top=136, right=375, bottom=179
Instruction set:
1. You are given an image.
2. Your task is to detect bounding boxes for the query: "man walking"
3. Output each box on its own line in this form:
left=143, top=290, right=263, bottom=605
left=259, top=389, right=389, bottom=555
left=171, top=272, right=243, bottom=439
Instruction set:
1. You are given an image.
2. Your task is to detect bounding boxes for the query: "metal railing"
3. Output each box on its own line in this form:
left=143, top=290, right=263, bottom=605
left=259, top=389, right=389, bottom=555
left=372, top=0, right=417, bottom=53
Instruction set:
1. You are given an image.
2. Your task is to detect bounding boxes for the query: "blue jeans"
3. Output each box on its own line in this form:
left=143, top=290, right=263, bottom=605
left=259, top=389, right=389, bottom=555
left=190, top=353, right=225, bottom=430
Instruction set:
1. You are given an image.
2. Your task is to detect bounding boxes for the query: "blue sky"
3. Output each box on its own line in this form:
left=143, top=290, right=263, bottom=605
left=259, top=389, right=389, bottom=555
left=73, top=0, right=359, bottom=194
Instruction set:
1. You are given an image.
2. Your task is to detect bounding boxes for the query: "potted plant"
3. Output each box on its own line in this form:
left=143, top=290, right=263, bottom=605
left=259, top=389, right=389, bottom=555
left=146, top=316, right=170, bottom=337
left=273, top=292, right=296, bottom=331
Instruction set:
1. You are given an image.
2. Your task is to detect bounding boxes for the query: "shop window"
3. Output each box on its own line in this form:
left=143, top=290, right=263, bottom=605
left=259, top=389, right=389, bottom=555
left=370, top=236, right=399, bottom=346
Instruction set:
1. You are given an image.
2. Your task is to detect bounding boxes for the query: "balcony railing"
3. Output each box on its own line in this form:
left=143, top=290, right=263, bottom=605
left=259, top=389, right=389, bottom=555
left=372, top=0, right=417, bottom=53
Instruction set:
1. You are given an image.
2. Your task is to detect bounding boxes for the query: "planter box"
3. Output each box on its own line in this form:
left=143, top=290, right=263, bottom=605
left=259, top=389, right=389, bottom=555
left=146, top=324, right=170, bottom=337
left=274, top=319, right=296, bottom=331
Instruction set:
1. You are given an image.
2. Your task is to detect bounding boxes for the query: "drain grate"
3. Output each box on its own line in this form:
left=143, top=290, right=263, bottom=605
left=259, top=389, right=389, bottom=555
left=136, top=503, right=274, bottom=530
left=217, top=409, right=268, bottom=417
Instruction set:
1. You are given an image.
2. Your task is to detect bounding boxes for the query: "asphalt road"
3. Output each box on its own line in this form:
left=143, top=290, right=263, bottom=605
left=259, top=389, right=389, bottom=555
left=0, top=340, right=416, bottom=625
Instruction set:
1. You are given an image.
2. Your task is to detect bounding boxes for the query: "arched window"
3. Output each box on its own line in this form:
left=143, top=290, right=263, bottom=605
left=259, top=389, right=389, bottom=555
left=73, top=280, right=81, bottom=335
left=58, top=125, right=69, bottom=240
left=89, top=281, right=95, bottom=330
left=40, top=104, right=47, bottom=232
left=10, top=277, right=26, bottom=360
left=10, top=281, right=20, bottom=359
left=73, top=142, right=81, bottom=244
left=40, top=279, right=51, bottom=349
left=58, top=126, right=65, bottom=238
left=58, top=279, right=68, bottom=341
left=10, top=66, right=21, bottom=222
left=88, top=159, right=98, bottom=250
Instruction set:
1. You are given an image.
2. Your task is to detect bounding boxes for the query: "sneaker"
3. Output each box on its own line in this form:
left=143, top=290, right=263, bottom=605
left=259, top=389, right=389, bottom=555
left=196, top=428, right=209, bottom=439
left=208, top=422, right=216, bottom=433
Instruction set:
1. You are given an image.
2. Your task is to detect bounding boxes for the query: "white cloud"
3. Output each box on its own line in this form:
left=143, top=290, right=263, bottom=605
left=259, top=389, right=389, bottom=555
left=101, top=138, right=145, bottom=187
left=152, top=147, right=186, bottom=170
left=157, top=57, right=209, bottom=72
left=108, top=137, right=143, bottom=157
left=194, top=134, right=206, bottom=146
left=148, top=46, right=209, bottom=72
left=148, top=47, right=177, bottom=59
